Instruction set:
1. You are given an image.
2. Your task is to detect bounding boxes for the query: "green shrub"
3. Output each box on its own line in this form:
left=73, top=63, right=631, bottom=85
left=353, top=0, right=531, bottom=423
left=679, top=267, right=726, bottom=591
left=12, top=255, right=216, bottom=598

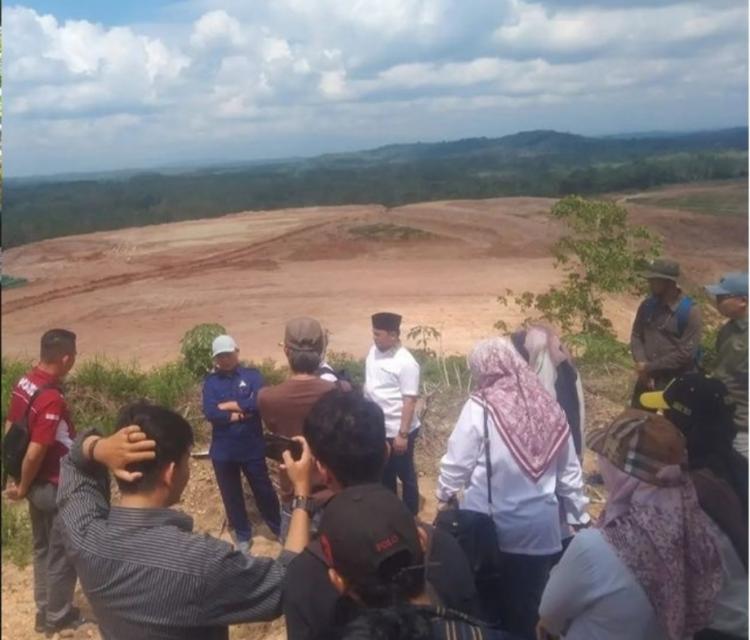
left=246, top=358, right=288, bottom=386
left=2, top=357, right=30, bottom=424
left=349, top=223, right=432, bottom=241
left=326, top=351, right=366, bottom=386
left=144, top=361, right=195, bottom=408
left=180, top=323, right=227, bottom=379
left=498, top=196, right=661, bottom=336
left=420, top=354, right=471, bottom=392
left=2, top=500, right=32, bottom=567
left=72, top=358, right=147, bottom=402
left=0, top=274, right=29, bottom=289
left=566, top=332, right=631, bottom=367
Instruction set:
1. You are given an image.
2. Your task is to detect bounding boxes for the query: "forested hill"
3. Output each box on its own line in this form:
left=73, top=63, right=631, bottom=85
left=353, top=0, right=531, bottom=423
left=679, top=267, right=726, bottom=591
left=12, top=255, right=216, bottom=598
left=4, top=127, right=747, bottom=248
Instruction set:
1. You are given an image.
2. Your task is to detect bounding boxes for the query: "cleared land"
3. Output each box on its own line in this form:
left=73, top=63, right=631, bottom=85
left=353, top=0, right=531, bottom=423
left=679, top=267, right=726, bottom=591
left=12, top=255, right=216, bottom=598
left=621, top=180, right=748, bottom=217
left=2, top=181, right=747, bottom=368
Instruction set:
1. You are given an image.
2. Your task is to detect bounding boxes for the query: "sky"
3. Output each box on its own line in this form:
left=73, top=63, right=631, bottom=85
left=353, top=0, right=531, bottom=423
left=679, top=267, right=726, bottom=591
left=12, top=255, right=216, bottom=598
left=4, top=0, right=748, bottom=177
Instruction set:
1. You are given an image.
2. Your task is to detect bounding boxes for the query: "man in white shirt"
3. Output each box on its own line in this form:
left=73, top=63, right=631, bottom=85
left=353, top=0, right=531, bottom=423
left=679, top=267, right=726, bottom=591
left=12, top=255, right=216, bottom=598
left=364, top=312, right=421, bottom=514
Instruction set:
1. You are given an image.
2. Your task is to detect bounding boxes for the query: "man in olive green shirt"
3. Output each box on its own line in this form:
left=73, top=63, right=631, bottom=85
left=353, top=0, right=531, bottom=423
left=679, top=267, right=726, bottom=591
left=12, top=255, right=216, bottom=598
left=706, top=272, right=748, bottom=457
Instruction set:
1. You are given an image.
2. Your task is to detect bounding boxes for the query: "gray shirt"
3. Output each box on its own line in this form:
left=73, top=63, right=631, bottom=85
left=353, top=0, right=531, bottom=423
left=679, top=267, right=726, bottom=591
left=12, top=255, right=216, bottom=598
left=56, top=429, right=292, bottom=640
left=630, top=293, right=702, bottom=375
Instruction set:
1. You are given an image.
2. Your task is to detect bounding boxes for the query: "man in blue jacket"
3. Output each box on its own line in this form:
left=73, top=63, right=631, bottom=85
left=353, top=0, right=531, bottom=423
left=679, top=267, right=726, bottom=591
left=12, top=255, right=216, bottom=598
left=202, top=334, right=281, bottom=551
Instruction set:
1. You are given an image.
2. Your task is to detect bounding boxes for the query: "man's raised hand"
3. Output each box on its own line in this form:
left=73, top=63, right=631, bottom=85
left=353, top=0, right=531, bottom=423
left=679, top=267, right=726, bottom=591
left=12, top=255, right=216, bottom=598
left=86, top=426, right=157, bottom=483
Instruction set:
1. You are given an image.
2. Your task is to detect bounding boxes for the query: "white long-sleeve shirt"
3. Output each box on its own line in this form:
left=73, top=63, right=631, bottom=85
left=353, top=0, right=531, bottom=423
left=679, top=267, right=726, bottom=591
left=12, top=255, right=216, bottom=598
left=539, top=528, right=663, bottom=640
left=436, top=397, right=589, bottom=555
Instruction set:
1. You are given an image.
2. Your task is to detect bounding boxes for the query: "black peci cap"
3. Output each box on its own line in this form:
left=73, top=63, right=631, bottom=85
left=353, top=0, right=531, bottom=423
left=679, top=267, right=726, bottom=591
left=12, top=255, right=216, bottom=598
left=371, top=312, right=402, bottom=332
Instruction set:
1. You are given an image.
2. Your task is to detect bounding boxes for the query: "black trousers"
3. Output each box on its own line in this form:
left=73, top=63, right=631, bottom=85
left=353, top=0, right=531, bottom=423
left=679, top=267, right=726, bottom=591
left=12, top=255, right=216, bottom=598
left=383, top=429, right=420, bottom=515
left=494, top=551, right=555, bottom=640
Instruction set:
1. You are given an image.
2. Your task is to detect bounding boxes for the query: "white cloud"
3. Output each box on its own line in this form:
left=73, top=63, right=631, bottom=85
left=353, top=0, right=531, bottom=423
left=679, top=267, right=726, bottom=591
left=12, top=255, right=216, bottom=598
left=493, top=2, right=748, bottom=60
left=4, top=1, right=747, bottom=176
left=6, top=6, right=189, bottom=118
left=190, top=9, right=244, bottom=49
left=319, top=70, right=350, bottom=99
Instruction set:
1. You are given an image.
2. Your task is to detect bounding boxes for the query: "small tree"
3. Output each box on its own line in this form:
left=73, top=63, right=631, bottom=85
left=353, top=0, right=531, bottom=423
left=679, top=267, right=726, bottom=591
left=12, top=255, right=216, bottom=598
left=406, top=325, right=442, bottom=358
left=497, top=196, right=662, bottom=336
left=180, top=323, right=227, bottom=378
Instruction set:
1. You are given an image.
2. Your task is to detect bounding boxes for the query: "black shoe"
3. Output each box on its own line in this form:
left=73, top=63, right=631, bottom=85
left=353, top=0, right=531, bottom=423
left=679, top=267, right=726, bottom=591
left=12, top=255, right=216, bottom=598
left=34, top=610, right=46, bottom=633
left=45, top=607, right=87, bottom=637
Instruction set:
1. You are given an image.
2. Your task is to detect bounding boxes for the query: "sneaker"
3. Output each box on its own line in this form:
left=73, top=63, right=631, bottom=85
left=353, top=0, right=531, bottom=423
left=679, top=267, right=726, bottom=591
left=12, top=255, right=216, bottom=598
left=45, top=607, right=87, bottom=637
left=34, top=610, right=46, bottom=633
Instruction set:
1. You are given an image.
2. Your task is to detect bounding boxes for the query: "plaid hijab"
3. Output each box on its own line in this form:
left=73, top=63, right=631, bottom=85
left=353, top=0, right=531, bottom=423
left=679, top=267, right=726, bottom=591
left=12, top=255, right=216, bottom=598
left=469, top=338, right=569, bottom=481
left=589, top=410, right=723, bottom=640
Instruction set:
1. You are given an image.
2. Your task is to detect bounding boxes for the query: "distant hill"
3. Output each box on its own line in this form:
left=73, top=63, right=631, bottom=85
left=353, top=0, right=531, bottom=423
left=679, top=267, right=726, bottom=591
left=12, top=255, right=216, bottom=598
left=4, top=127, right=747, bottom=247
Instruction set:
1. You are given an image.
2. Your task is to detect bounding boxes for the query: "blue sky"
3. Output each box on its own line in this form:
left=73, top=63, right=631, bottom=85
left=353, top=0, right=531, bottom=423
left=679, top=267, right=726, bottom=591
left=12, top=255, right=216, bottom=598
left=5, top=0, right=748, bottom=177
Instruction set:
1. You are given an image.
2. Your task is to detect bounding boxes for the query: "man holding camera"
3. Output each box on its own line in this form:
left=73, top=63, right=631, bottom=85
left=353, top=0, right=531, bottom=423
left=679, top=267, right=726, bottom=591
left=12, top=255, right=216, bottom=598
left=258, top=317, right=336, bottom=540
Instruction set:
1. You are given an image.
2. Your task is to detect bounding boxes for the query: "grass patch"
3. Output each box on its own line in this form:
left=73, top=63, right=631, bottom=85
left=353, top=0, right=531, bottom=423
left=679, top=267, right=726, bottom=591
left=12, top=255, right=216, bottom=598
left=2, top=500, right=33, bottom=567
left=0, top=274, right=29, bottom=289
left=2, top=357, right=31, bottom=424
left=349, top=223, right=434, bottom=241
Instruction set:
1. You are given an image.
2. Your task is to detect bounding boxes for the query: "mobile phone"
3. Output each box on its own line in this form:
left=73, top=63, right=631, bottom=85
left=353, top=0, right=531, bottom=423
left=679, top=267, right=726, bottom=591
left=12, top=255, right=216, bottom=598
left=263, top=433, right=303, bottom=462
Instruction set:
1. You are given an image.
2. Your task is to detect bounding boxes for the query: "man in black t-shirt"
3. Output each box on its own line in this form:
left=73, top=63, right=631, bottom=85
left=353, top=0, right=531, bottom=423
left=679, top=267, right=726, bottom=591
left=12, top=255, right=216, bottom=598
left=283, top=390, right=481, bottom=640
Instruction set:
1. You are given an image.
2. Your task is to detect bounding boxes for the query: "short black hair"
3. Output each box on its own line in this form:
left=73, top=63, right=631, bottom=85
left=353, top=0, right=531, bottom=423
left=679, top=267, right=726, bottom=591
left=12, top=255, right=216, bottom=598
left=304, top=389, right=386, bottom=487
left=113, top=402, right=194, bottom=494
left=288, top=349, right=321, bottom=374
left=40, top=329, right=77, bottom=362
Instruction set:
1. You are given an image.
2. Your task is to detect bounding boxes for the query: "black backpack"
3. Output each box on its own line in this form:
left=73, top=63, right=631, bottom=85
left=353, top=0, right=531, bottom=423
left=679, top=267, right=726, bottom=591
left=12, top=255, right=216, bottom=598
left=2, top=383, right=59, bottom=487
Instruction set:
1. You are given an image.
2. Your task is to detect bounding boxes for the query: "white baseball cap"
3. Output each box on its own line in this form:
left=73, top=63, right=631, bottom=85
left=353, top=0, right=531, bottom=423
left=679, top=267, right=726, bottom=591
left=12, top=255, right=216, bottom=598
left=212, top=335, right=238, bottom=357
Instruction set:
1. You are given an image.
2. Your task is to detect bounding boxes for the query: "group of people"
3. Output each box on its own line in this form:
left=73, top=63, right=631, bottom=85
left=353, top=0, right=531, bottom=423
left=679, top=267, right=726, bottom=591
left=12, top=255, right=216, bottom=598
left=2, top=262, right=747, bottom=640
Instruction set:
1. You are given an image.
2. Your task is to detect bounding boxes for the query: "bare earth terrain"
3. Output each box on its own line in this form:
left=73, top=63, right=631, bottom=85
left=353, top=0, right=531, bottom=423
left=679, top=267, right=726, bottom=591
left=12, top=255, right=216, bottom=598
left=3, top=185, right=747, bottom=366
left=1, top=181, right=747, bottom=639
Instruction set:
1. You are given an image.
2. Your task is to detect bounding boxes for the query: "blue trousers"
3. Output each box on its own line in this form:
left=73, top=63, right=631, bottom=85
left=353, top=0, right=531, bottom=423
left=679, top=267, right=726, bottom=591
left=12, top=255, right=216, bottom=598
left=383, top=429, right=420, bottom=515
left=212, top=458, right=281, bottom=541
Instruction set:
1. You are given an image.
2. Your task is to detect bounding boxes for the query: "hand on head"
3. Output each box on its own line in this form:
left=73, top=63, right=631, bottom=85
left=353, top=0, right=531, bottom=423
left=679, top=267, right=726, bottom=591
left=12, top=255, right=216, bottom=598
left=93, top=426, right=157, bottom=483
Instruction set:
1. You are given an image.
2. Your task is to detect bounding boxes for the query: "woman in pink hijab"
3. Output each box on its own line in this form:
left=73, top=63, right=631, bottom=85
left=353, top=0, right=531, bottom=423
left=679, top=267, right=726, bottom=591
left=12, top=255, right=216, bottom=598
left=437, top=337, right=589, bottom=640
left=538, top=410, right=726, bottom=640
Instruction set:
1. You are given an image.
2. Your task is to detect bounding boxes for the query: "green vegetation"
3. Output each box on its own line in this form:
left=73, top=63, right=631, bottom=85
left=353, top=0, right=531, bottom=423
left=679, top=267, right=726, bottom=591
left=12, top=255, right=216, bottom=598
left=494, top=196, right=722, bottom=403
left=0, top=275, right=29, bottom=289
left=349, top=223, right=433, bottom=241
left=497, top=196, right=662, bottom=336
left=180, top=323, right=227, bottom=378
left=4, top=128, right=747, bottom=247
left=2, top=501, right=33, bottom=567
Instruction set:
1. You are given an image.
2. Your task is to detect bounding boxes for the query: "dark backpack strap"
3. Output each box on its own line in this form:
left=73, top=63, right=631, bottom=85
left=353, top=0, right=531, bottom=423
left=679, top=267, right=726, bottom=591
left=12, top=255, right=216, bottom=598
left=675, top=296, right=694, bottom=337
left=642, top=296, right=658, bottom=323
left=317, top=365, right=337, bottom=378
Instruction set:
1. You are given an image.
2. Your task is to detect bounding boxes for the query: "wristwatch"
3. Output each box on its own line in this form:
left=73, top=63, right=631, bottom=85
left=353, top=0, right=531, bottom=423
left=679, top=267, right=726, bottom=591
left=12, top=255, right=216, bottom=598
left=291, top=495, right=315, bottom=516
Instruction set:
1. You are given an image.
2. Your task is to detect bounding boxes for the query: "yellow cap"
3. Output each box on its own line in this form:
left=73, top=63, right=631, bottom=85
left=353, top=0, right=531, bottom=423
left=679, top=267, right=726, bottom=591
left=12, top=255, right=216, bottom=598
left=639, top=390, right=669, bottom=410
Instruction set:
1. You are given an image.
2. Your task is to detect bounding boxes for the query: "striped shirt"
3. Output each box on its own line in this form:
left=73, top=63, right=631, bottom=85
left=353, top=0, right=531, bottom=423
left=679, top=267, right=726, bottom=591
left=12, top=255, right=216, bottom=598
left=57, top=429, right=293, bottom=640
